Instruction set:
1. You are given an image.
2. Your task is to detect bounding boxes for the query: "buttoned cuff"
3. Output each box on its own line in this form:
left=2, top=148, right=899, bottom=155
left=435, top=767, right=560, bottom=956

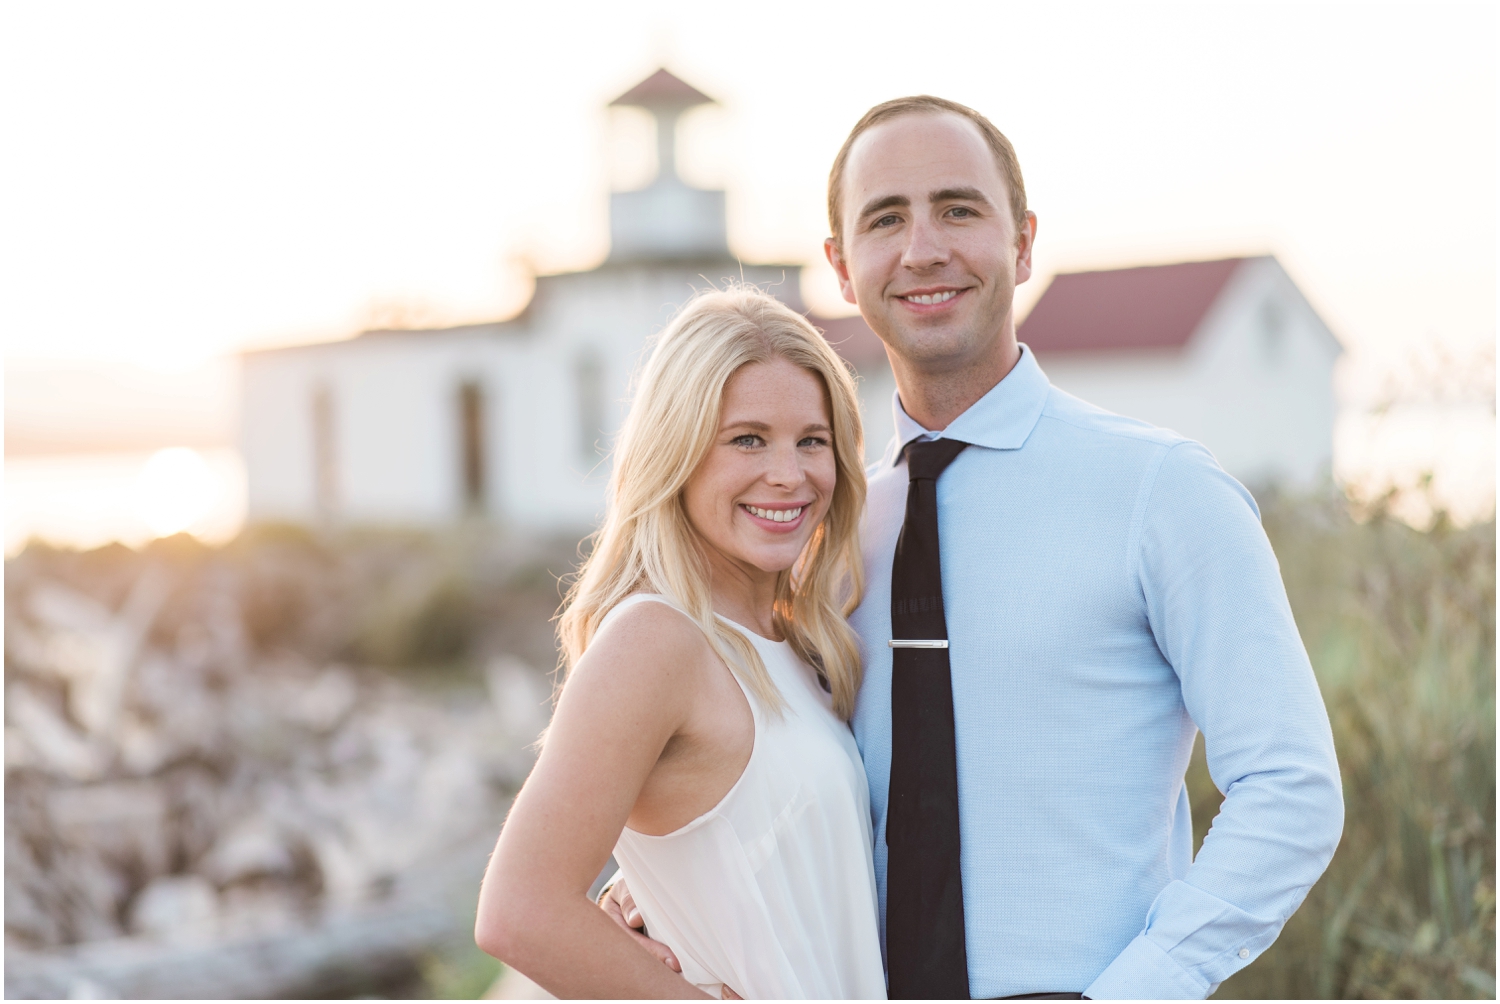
left=1083, top=933, right=1208, bottom=1000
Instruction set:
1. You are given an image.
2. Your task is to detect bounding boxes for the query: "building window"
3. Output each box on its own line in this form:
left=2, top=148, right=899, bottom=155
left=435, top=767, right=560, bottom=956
left=575, top=351, right=605, bottom=461
left=1260, top=299, right=1286, bottom=363
left=458, top=380, right=486, bottom=513
left=312, top=384, right=338, bottom=518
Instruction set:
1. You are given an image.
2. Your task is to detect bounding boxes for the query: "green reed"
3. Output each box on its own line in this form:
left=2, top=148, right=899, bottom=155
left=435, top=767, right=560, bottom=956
left=1193, top=493, right=1495, bottom=998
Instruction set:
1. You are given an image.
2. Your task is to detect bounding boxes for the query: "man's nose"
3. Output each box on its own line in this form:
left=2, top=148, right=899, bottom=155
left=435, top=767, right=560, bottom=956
left=901, top=215, right=950, bottom=271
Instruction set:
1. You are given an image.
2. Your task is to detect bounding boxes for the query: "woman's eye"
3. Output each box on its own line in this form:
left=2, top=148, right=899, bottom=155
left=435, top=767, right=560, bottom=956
left=799, top=436, right=830, bottom=449
left=732, top=434, right=763, bottom=448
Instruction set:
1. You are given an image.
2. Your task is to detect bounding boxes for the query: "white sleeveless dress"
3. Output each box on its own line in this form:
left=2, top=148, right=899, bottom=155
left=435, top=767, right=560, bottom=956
left=601, top=594, right=888, bottom=1000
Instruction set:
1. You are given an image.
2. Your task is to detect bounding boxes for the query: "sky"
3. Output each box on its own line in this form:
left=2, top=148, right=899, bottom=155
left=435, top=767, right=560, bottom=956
left=3, top=2, right=1493, bottom=365
left=1, top=1, right=1495, bottom=533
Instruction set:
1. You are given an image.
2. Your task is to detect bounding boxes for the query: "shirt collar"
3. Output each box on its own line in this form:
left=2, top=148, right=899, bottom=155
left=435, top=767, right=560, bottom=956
left=888, top=343, right=1050, bottom=466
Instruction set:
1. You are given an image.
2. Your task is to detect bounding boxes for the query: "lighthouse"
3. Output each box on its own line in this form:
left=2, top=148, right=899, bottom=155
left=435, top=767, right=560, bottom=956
left=606, top=69, right=730, bottom=262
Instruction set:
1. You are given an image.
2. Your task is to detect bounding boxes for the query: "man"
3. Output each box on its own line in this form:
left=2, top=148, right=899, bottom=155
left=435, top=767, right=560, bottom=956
left=608, top=95, right=1343, bottom=999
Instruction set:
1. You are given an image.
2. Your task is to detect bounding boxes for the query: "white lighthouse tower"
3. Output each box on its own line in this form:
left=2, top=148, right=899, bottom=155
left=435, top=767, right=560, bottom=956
left=607, top=69, right=729, bottom=262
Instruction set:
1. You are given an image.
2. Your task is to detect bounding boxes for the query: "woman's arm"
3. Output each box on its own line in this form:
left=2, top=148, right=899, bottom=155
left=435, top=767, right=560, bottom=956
left=475, top=601, right=714, bottom=999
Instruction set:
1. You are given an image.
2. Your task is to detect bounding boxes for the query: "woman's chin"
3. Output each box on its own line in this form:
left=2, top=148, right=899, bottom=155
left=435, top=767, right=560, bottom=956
left=730, top=541, right=808, bottom=577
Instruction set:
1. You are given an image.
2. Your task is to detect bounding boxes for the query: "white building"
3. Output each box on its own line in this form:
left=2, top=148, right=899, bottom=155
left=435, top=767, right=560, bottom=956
left=240, top=70, right=834, bottom=533
left=817, top=254, right=1342, bottom=491
left=1017, top=256, right=1342, bottom=488
left=241, top=72, right=1341, bottom=534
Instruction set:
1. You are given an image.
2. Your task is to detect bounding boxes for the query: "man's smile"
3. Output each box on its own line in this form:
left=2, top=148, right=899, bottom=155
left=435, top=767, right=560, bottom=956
left=895, top=286, right=971, bottom=310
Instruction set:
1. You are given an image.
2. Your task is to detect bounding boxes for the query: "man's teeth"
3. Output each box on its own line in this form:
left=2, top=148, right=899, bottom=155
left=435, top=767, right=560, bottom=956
left=746, top=505, right=804, bottom=523
left=904, top=290, right=958, bottom=305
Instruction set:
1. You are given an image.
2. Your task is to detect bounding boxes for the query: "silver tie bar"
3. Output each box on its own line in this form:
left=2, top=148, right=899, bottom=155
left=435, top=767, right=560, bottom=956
left=888, top=639, right=949, bottom=649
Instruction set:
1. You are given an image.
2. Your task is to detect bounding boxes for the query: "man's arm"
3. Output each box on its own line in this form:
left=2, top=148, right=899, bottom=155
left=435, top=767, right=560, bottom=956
left=598, top=874, right=681, bottom=972
left=599, top=881, right=745, bottom=999
left=1085, top=442, right=1344, bottom=1000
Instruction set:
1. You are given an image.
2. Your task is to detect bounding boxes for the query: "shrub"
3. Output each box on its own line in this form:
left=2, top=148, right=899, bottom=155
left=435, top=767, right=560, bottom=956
left=1199, top=494, right=1495, bottom=999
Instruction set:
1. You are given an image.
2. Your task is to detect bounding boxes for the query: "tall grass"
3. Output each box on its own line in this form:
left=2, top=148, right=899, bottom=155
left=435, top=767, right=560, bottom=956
left=1191, top=494, right=1495, bottom=998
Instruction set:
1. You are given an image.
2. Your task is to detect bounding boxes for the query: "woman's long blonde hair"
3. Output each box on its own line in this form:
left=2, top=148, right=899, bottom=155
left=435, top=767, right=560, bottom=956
left=557, top=286, right=868, bottom=719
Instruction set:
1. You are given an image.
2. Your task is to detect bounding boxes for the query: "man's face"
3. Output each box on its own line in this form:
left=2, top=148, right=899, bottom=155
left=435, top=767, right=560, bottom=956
left=826, top=113, right=1035, bottom=374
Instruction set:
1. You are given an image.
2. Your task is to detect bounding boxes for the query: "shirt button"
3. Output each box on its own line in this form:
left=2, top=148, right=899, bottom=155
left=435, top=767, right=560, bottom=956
left=1239, top=948, right=1250, bottom=959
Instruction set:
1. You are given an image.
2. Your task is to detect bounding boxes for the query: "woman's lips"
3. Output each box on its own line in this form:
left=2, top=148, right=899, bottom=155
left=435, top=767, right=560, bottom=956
left=739, top=503, right=808, bottom=533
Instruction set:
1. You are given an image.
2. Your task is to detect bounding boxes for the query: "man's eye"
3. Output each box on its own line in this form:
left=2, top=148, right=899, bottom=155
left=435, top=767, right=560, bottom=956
left=948, top=206, right=975, bottom=218
left=872, top=214, right=900, bottom=228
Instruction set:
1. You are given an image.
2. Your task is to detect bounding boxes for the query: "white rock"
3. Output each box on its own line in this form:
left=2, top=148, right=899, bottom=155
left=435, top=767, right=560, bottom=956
left=47, top=780, right=172, bottom=876
left=486, top=656, right=550, bottom=743
left=27, top=583, right=113, bottom=637
left=308, top=830, right=374, bottom=909
left=116, top=711, right=176, bottom=775
left=67, top=977, right=118, bottom=999
left=216, top=884, right=305, bottom=938
left=6, top=683, right=106, bottom=782
left=27, top=571, right=170, bottom=738
left=128, top=874, right=219, bottom=943
left=202, top=817, right=295, bottom=885
left=290, top=667, right=358, bottom=732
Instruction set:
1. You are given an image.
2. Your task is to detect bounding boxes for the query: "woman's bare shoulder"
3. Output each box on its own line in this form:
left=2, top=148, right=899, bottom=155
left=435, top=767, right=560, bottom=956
left=571, top=598, right=714, bottom=690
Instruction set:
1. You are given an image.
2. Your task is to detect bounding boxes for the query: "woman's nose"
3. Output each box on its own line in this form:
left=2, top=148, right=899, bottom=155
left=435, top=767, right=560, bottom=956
left=764, top=445, right=806, bottom=487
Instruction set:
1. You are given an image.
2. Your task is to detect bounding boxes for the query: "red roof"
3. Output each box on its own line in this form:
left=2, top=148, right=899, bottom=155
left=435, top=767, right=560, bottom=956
left=610, top=68, right=716, bottom=109
left=813, top=313, right=887, bottom=369
left=1019, top=258, right=1246, bottom=354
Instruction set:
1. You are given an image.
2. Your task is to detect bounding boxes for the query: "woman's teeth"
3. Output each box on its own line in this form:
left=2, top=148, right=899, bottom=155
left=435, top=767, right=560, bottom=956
left=904, top=290, right=958, bottom=305
left=745, top=505, right=804, bottom=523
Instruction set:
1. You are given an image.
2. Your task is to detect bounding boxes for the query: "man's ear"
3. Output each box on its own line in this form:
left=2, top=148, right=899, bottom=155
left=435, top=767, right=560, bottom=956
left=824, top=238, right=859, bottom=306
left=1015, top=211, right=1038, bottom=285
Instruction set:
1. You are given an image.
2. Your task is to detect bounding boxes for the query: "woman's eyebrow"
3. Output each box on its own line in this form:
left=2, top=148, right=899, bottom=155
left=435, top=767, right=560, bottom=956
left=719, top=420, right=832, bottom=435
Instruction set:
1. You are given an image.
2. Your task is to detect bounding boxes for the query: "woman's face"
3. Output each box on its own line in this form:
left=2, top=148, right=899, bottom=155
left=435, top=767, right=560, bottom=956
left=683, top=356, right=838, bottom=580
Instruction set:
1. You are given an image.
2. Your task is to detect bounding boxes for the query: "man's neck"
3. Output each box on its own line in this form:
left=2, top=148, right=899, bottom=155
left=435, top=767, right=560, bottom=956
left=888, top=338, right=1022, bottom=431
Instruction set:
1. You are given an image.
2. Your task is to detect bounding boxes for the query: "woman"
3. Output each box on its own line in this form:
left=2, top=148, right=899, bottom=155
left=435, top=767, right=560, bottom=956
left=474, top=287, right=886, bottom=999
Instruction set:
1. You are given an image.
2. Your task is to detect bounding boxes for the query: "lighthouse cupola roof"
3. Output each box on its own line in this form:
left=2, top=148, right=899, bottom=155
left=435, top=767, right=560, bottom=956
left=606, top=67, right=729, bottom=263
left=609, top=68, right=716, bottom=112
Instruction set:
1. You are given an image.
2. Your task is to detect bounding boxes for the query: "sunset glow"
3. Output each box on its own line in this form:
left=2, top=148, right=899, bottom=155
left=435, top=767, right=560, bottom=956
left=133, top=448, right=220, bottom=537
left=1, top=2, right=1492, bottom=550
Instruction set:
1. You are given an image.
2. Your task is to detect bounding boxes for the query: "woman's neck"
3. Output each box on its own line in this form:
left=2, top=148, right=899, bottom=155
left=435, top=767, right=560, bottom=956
left=703, top=550, right=781, bottom=641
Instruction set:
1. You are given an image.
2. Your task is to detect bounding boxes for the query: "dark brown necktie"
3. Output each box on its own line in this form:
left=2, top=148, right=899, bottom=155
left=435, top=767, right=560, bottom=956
left=886, top=437, right=970, bottom=1000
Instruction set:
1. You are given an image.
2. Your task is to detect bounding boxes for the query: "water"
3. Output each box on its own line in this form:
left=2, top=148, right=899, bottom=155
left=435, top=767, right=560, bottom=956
left=5, top=448, right=246, bottom=555
left=2, top=406, right=1490, bottom=557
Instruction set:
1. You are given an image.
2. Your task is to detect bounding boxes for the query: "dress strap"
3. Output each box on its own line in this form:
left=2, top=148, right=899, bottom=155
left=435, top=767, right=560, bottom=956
left=596, top=594, right=765, bottom=718
left=596, top=592, right=684, bottom=635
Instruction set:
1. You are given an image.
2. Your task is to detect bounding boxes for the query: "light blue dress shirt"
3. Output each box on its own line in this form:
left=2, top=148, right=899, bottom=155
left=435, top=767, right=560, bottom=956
left=849, top=345, right=1344, bottom=999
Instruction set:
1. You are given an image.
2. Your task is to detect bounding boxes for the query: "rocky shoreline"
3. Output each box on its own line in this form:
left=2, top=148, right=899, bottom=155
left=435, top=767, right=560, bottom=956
left=5, top=530, right=568, bottom=998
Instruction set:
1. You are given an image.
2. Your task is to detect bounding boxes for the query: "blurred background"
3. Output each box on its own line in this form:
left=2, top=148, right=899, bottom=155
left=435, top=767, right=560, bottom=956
left=3, top=1, right=1494, bottom=998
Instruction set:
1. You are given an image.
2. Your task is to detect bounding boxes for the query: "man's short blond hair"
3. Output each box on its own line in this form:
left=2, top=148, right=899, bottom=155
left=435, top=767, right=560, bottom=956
left=827, top=95, right=1028, bottom=247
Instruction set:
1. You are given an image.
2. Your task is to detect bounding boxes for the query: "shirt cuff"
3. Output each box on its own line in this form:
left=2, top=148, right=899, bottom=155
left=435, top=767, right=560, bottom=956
left=594, top=867, right=624, bottom=905
left=1083, top=933, right=1209, bottom=1000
